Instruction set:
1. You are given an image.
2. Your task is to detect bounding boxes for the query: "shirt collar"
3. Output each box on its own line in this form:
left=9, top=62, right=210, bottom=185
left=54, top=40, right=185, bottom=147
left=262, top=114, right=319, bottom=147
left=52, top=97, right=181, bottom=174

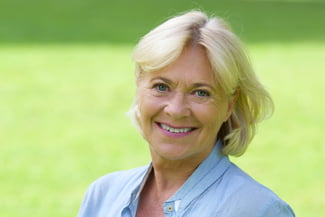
left=134, top=163, right=153, bottom=200
left=167, top=140, right=230, bottom=203
left=128, top=140, right=231, bottom=211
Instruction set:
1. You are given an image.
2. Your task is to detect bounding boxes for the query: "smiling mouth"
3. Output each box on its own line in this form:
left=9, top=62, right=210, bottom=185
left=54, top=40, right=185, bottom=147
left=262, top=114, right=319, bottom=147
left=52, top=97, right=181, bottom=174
left=157, top=123, right=196, bottom=134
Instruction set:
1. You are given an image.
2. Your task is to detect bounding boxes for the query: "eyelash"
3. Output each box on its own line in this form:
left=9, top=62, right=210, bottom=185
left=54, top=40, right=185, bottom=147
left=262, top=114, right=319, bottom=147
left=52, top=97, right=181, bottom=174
left=152, top=83, right=211, bottom=97
left=193, top=89, right=210, bottom=97
left=153, top=83, right=169, bottom=92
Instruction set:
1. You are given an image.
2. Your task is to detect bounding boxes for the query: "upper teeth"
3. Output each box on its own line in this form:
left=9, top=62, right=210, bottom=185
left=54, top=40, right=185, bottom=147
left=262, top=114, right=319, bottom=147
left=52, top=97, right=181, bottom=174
left=161, top=124, right=192, bottom=133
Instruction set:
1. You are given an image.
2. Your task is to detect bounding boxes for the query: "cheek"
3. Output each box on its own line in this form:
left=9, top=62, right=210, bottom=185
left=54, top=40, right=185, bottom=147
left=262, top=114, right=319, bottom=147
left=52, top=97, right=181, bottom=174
left=192, top=103, right=228, bottom=128
left=137, top=90, right=162, bottom=121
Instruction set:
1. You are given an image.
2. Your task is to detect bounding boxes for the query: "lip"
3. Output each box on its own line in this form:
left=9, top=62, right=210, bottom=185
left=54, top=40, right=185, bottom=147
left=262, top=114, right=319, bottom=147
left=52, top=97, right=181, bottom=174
left=155, top=122, right=197, bottom=138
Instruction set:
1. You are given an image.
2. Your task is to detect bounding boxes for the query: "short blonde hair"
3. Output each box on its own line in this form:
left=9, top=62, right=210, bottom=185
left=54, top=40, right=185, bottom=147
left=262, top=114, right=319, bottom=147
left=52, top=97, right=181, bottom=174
left=129, top=10, right=274, bottom=156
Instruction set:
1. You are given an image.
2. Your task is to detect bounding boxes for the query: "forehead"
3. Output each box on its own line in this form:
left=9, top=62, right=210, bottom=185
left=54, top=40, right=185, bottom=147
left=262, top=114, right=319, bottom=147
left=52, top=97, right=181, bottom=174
left=138, top=46, right=217, bottom=86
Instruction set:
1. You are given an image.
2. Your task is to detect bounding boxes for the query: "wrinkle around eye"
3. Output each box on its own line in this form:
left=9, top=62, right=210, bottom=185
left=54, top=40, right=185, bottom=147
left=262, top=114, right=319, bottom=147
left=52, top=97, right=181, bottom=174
left=188, top=92, right=223, bottom=105
left=193, top=89, right=210, bottom=97
left=149, top=87, right=169, bottom=97
left=153, top=83, right=169, bottom=92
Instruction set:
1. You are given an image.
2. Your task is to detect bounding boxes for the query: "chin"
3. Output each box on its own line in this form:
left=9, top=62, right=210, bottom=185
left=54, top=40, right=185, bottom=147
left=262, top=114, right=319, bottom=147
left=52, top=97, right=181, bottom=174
left=151, top=144, right=201, bottom=161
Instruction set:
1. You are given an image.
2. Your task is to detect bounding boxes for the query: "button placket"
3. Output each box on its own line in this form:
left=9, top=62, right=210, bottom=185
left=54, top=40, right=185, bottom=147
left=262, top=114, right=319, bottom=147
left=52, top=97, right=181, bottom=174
left=167, top=205, right=173, bottom=212
left=164, top=202, right=175, bottom=215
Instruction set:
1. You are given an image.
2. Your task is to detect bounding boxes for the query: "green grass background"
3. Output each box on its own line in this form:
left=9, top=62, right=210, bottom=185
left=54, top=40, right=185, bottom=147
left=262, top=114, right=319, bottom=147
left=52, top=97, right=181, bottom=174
left=0, top=0, right=324, bottom=216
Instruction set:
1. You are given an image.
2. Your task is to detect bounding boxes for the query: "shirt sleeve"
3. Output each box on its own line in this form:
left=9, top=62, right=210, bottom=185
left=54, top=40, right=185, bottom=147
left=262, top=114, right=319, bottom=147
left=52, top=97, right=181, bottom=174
left=258, top=198, right=295, bottom=217
left=77, top=188, right=90, bottom=217
left=77, top=182, right=103, bottom=217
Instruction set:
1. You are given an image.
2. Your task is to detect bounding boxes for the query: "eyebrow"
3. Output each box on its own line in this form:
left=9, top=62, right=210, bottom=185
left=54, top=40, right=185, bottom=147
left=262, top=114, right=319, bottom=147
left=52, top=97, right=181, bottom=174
left=151, top=76, right=172, bottom=85
left=192, top=83, right=217, bottom=92
left=151, top=76, right=217, bottom=92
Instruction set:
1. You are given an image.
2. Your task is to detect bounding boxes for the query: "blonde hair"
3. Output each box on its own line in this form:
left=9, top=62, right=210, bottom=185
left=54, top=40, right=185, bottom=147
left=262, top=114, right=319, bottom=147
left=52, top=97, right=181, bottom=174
left=129, top=10, right=274, bottom=156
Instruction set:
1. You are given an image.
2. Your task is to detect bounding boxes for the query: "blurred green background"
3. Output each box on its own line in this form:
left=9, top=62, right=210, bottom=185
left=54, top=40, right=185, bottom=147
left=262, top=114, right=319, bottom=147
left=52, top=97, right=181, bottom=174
left=0, top=0, right=324, bottom=216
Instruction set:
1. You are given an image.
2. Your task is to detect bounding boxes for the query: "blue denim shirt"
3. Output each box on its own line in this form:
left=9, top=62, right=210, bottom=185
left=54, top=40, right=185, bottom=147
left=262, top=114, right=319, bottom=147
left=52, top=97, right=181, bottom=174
left=78, top=142, right=295, bottom=217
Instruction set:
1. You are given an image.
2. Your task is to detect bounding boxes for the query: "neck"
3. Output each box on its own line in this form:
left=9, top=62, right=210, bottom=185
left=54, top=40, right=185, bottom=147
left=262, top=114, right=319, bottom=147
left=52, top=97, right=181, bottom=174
left=148, top=151, right=209, bottom=202
left=147, top=164, right=195, bottom=203
left=153, top=158, right=199, bottom=182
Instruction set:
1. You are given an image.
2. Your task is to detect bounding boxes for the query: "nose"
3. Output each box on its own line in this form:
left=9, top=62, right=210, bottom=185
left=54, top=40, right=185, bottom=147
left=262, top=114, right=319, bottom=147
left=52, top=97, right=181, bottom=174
left=164, top=93, right=190, bottom=119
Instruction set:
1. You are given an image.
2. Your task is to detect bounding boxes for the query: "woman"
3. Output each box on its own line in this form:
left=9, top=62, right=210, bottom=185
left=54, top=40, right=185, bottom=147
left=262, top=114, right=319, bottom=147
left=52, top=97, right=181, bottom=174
left=78, top=11, right=295, bottom=217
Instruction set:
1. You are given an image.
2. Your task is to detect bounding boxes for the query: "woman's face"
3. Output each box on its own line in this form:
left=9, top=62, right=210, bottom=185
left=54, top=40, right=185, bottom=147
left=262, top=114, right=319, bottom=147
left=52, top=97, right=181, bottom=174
left=136, top=46, right=234, bottom=162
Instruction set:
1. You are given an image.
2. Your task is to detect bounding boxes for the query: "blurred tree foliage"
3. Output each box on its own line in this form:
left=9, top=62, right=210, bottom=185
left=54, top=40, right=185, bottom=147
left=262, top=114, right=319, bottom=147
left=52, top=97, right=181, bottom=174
left=0, top=0, right=324, bottom=44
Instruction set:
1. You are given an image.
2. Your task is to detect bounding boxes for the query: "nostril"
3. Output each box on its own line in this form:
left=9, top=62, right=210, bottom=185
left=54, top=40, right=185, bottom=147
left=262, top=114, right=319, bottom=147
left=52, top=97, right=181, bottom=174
left=163, top=93, right=191, bottom=118
left=164, top=105, right=190, bottom=118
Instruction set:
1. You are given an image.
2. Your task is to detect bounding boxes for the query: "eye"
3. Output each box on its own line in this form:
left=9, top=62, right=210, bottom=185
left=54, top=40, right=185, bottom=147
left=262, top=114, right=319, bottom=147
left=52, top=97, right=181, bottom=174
left=153, top=83, right=169, bottom=92
left=194, top=89, right=210, bottom=97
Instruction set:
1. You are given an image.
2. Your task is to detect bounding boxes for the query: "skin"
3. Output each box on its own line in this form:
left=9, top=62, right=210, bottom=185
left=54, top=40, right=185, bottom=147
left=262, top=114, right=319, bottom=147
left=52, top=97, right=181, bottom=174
left=135, top=45, right=236, bottom=217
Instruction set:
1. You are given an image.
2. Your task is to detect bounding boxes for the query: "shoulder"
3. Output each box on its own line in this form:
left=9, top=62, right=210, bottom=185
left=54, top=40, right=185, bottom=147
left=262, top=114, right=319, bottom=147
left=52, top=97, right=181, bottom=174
left=224, top=163, right=282, bottom=200
left=219, top=163, right=295, bottom=216
left=89, top=165, right=148, bottom=192
left=78, top=165, right=149, bottom=217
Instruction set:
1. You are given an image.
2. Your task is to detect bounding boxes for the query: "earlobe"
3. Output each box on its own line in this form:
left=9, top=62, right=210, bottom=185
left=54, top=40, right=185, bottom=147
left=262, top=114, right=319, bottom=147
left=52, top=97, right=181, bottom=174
left=230, top=88, right=240, bottom=111
left=232, top=88, right=240, bottom=102
left=224, top=88, right=239, bottom=122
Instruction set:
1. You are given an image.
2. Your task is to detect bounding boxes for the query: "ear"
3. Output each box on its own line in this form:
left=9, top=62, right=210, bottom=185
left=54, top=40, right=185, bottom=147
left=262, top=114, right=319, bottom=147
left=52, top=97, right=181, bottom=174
left=224, top=88, right=239, bottom=121
left=135, top=76, right=141, bottom=86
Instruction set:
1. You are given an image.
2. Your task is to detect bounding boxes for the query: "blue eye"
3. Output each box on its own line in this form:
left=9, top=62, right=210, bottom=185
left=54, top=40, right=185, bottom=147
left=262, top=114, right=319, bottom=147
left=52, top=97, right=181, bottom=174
left=195, top=90, right=210, bottom=97
left=154, top=83, right=169, bottom=92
